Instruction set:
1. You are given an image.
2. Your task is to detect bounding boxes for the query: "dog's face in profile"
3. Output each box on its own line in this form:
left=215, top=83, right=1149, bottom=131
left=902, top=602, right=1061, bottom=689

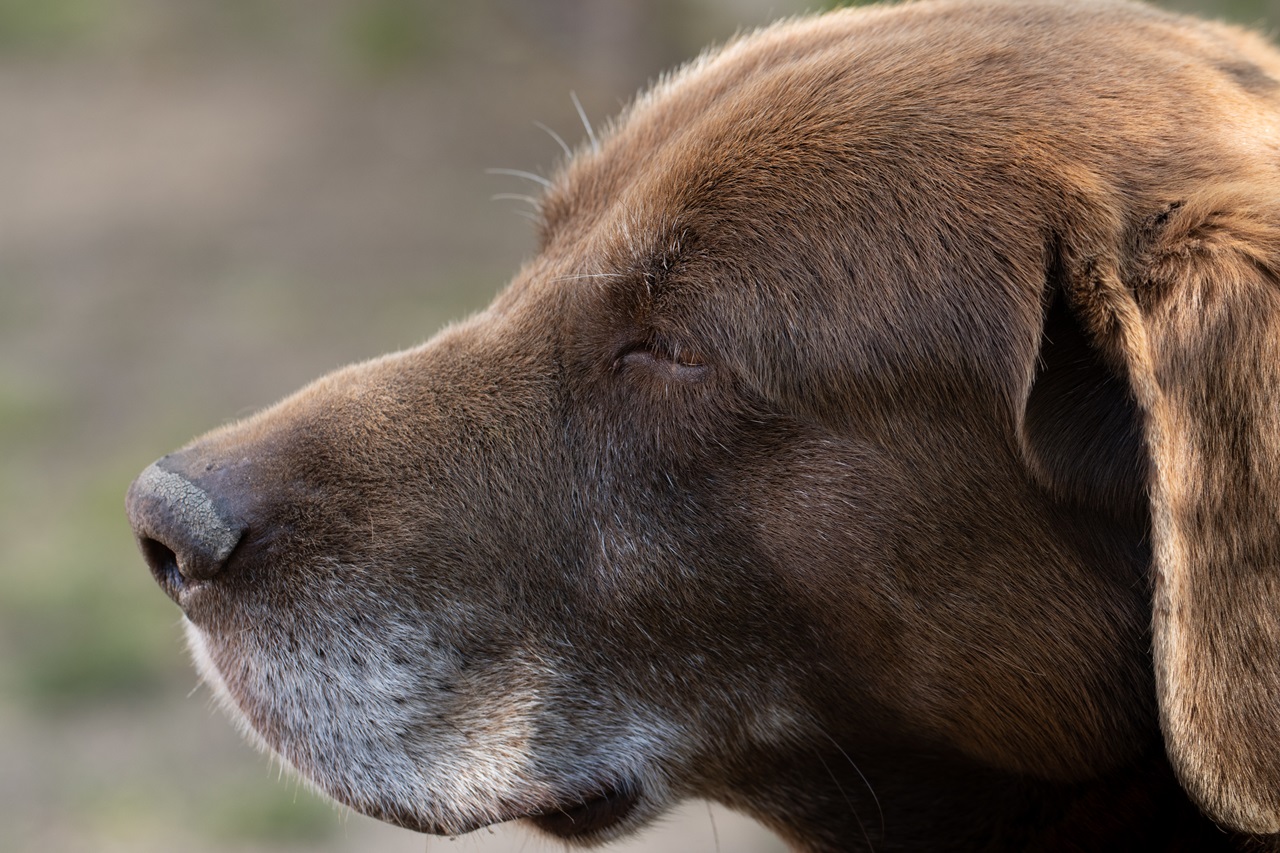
left=126, top=0, right=1280, bottom=849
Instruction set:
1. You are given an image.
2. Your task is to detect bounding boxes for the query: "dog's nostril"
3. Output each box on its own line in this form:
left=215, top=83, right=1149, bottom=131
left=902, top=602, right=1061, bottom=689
left=139, top=536, right=183, bottom=592
left=126, top=461, right=247, bottom=598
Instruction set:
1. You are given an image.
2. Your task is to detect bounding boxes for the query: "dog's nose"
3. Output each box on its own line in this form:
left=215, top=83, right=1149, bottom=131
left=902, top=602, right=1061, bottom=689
left=126, top=459, right=247, bottom=600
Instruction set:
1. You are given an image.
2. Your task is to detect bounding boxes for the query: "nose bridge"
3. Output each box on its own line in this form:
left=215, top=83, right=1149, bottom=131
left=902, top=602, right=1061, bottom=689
left=126, top=303, right=562, bottom=607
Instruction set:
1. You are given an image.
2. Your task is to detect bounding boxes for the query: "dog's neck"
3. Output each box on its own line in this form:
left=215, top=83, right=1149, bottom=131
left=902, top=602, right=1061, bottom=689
left=726, top=743, right=1242, bottom=852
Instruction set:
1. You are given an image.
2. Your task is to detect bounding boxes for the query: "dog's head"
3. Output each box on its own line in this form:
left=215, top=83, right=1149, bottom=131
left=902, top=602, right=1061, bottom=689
left=126, top=0, right=1280, bottom=847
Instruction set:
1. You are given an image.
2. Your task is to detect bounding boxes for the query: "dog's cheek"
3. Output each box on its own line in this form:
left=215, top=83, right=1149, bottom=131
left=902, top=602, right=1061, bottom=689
left=740, top=430, right=1154, bottom=781
left=555, top=427, right=831, bottom=763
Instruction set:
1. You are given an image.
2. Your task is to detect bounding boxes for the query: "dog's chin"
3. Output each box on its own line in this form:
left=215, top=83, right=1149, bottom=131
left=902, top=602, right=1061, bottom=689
left=375, top=779, right=647, bottom=841
left=337, top=779, right=647, bottom=845
left=315, top=776, right=648, bottom=843
left=183, top=620, right=662, bottom=845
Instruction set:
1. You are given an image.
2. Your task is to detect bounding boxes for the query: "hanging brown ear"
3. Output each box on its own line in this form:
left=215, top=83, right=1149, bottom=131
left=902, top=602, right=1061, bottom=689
left=1031, top=187, right=1280, bottom=834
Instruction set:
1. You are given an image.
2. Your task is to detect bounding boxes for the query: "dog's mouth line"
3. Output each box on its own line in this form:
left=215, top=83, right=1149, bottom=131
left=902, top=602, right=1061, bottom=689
left=336, top=776, right=643, bottom=839
left=525, top=779, right=642, bottom=838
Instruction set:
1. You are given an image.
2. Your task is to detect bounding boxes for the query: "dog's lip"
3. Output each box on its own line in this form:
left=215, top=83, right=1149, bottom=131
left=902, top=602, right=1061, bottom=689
left=525, top=779, right=642, bottom=839
left=140, top=533, right=224, bottom=616
left=370, top=809, right=499, bottom=836
left=342, top=779, right=643, bottom=839
left=148, top=553, right=210, bottom=611
left=166, top=577, right=228, bottom=627
left=163, top=571, right=214, bottom=614
left=351, top=783, right=641, bottom=838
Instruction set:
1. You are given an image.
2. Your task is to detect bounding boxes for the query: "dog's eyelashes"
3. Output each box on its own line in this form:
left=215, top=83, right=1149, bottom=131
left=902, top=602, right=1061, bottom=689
left=616, top=345, right=710, bottom=382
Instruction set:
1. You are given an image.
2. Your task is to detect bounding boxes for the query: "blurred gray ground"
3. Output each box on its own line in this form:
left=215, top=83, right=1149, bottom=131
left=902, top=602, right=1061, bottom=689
left=0, top=1, right=1274, bottom=851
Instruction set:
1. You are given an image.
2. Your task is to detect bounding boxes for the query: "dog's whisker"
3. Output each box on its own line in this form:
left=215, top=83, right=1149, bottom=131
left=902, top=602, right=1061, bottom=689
left=707, top=801, right=721, bottom=853
left=547, top=272, right=627, bottom=284
left=816, top=749, right=876, bottom=853
left=570, top=90, right=599, bottom=154
left=485, top=167, right=554, bottom=189
left=491, top=193, right=543, bottom=209
left=534, top=119, right=574, bottom=160
left=818, top=727, right=884, bottom=841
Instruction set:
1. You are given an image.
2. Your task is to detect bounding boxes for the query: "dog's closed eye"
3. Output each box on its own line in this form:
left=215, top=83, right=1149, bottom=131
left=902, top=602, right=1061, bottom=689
left=615, top=340, right=709, bottom=381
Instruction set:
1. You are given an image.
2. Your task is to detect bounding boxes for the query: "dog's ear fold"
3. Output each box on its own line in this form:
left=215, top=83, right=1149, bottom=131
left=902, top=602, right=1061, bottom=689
left=1022, top=188, right=1280, bottom=834
left=1020, top=264, right=1150, bottom=527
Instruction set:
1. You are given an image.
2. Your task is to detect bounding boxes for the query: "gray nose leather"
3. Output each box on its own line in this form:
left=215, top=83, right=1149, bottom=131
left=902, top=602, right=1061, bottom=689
left=127, top=461, right=244, bottom=581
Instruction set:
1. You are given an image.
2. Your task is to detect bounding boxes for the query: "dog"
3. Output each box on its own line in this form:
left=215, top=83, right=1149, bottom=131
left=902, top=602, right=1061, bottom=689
left=125, top=0, right=1280, bottom=849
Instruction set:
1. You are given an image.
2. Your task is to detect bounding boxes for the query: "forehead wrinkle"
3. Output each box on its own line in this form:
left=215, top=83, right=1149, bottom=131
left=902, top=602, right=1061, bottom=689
left=551, top=191, right=696, bottom=296
left=603, top=74, right=894, bottom=273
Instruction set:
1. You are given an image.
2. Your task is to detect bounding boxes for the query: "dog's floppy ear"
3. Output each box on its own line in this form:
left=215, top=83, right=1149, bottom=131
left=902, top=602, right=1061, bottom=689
left=1022, top=186, right=1280, bottom=834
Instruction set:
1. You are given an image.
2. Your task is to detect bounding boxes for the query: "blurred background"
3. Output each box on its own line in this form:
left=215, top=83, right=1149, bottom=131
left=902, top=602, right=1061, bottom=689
left=0, top=1, right=1275, bottom=851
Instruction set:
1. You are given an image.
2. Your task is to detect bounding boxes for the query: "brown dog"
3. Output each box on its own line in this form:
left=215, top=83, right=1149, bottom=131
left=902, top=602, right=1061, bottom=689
left=125, top=0, right=1280, bottom=849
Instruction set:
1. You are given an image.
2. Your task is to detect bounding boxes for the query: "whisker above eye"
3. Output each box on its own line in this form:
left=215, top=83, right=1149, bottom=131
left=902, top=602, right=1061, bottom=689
left=547, top=273, right=628, bottom=284
left=535, top=120, right=574, bottom=160
left=485, top=168, right=554, bottom=189
left=570, top=91, right=599, bottom=155
left=491, top=193, right=542, bottom=208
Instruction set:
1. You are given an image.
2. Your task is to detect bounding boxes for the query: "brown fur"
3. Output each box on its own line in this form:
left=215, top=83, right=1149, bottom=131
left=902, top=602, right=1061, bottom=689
left=126, top=1, right=1280, bottom=849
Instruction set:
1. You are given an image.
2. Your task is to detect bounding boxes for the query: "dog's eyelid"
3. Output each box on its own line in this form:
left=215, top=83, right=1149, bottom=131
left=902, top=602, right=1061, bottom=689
left=615, top=343, right=711, bottom=381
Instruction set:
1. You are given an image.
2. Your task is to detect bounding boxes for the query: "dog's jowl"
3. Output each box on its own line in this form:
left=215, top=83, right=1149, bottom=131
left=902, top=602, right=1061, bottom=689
left=126, top=1, right=1280, bottom=849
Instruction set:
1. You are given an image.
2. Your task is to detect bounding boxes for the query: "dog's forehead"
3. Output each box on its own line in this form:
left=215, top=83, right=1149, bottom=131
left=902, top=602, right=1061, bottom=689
left=543, top=0, right=1279, bottom=247
left=530, top=13, right=1044, bottom=339
left=542, top=24, right=879, bottom=262
left=539, top=6, right=1057, bottom=289
left=526, top=1, right=1280, bottom=333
